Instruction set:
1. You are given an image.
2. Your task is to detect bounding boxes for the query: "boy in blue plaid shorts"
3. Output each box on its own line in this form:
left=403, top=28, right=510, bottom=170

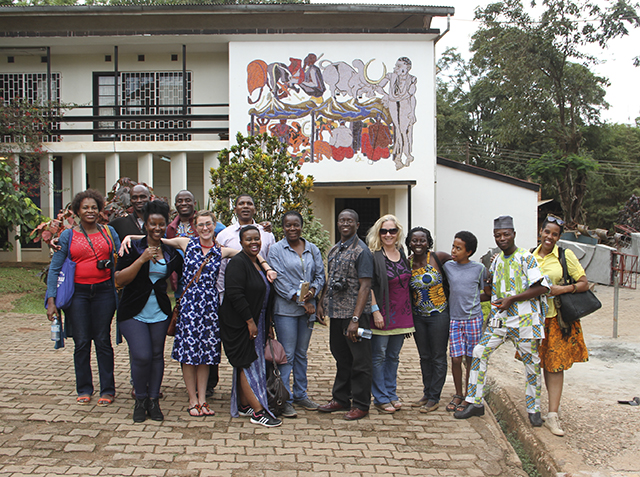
left=443, top=231, right=489, bottom=412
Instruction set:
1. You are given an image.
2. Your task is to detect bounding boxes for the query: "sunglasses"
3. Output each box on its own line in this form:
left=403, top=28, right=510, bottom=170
left=546, top=215, right=565, bottom=226
left=380, top=228, right=399, bottom=236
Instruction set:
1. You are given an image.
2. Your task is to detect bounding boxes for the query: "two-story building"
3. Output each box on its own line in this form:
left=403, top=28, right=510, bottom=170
left=0, top=3, right=539, bottom=262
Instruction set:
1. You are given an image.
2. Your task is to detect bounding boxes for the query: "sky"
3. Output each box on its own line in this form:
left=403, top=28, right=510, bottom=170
left=312, top=0, right=640, bottom=125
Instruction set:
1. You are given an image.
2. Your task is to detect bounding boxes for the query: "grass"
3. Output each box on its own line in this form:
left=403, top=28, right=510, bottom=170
left=494, top=410, right=542, bottom=477
left=0, top=264, right=47, bottom=314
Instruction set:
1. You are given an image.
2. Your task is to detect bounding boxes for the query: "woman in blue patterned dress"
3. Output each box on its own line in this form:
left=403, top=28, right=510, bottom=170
left=162, top=211, right=275, bottom=417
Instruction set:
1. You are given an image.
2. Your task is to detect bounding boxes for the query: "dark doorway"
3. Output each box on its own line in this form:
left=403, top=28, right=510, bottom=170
left=334, top=198, right=380, bottom=242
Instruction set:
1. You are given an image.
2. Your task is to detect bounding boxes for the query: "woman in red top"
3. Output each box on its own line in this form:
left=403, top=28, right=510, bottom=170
left=46, top=189, right=120, bottom=406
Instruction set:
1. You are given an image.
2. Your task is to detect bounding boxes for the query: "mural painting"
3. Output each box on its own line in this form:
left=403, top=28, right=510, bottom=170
left=246, top=54, right=417, bottom=170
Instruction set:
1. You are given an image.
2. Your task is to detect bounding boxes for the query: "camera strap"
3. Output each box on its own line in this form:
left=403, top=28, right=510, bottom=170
left=79, top=223, right=112, bottom=265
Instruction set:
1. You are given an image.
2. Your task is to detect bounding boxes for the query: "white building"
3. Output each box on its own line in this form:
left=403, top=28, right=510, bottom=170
left=0, top=3, right=539, bottom=262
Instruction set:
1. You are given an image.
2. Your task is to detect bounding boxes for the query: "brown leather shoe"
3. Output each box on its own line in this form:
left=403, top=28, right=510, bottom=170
left=318, top=399, right=349, bottom=413
left=344, top=408, right=368, bottom=421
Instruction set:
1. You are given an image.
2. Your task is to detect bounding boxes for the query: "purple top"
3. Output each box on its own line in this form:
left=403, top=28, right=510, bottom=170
left=376, top=255, right=414, bottom=335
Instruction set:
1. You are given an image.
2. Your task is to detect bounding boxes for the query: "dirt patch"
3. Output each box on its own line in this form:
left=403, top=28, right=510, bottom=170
left=0, top=293, right=25, bottom=313
left=491, top=284, right=640, bottom=475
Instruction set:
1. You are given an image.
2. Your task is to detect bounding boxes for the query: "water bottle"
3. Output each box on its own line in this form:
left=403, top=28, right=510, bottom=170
left=357, top=328, right=372, bottom=340
left=50, top=317, right=61, bottom=341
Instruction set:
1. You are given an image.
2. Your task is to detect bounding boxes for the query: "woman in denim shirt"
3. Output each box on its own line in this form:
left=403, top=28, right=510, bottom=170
left=268, top=211, right=325, bottom=418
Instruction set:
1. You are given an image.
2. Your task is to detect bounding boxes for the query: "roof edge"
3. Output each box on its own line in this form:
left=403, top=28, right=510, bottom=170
left=437, top=156, right=540, bottom=192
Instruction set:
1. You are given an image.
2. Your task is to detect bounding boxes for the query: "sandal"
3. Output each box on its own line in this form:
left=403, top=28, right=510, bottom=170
left=187, top=404, right=203, bottom=417
left=200, top=402, right=215, bottom=416
left=374, top=402, right=396, bottom=414
left=97, top=395, right=114, bottom=407
left=446, top=394, right=464, bottom=412
left=76, top=395, right=91, bottom=405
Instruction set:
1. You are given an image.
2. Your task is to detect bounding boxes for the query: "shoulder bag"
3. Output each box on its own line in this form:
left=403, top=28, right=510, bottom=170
left=266, top=339, right=290, bottom=416
left=264, top=337, right=287, bottom=365
left=167, top=253, right=211, bottom=336
left=45, top=232, right=76, bottom=310
left=556, top=247, right=602, bottom=325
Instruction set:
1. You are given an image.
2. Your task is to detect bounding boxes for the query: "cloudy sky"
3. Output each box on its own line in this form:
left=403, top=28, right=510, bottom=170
left=312, top=0, right=640, bottom=124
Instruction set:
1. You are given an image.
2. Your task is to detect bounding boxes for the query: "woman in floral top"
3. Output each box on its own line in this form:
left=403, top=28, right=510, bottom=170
left=407, top=227, right=451, bottom=413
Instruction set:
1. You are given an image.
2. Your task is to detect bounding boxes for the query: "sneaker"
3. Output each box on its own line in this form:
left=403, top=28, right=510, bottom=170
left=147, top=397, right=164, bottom=422
left=545, top=412, right=565, bottom=436
left=250, top=409, right=282, bottom=427
left=133, top=398, right=148, bottom=423
left=237, top=404, right=254, bottom=417
left=294, top=397, right=319, bottom=411
left=281, top=402, right=298, bottom=418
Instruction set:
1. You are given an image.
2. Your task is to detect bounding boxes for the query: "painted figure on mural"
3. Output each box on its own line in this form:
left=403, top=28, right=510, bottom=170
left=329, top=121, right=355, bottom=162
left=376, top=57, right=417, bottom=170
left=299, top=54, right=326, bottom=99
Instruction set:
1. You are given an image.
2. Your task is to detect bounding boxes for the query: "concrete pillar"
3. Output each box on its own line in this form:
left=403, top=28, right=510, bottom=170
left=72, top=153, right=87, bottom=195
left=40, top=154, right=55, bottom=219
left=105, top=153, right=120, bottom=191
left=62, top=155, right=72, bottom=206
left=171, top=152, right=187, bottom=204
left=12, top=155, right=21, bottom=262
left=203, top=151, right=219, bottom=208
left=138, top=153, right=153, bottom=187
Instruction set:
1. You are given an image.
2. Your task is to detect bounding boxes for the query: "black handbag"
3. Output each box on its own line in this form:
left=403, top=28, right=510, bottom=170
left=556, top=247, right=602, bottom=325
left=266, top=339, right=290, bottom=416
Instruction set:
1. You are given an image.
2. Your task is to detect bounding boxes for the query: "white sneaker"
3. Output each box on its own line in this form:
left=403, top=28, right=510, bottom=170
left=545, top=412, right=565, bottom=436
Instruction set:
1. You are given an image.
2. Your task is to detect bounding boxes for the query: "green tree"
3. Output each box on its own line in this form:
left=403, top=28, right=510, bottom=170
left=0, top=159, right=42, bottom=251
left=210, top=132, right=330, bottom=254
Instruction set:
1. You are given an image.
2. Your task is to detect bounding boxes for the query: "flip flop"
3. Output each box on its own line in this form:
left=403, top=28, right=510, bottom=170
left=200, top=402, right=215, bottom=416
left=97, top=395, right=114, bottom=406
left=188, top=404, right=203, bottom=417
left=446, top=394, right=464, bottom=412
left=76, top=395, right=91, bottom=405
left=617, top=397, right=640, bottom=406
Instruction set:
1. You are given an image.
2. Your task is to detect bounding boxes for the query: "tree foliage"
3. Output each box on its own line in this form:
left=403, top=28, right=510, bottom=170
left=437, top=0, right=640, bottom=226
left=209, top=133, right=330, bottom=254
left=0, top=159, right=42, bottom=251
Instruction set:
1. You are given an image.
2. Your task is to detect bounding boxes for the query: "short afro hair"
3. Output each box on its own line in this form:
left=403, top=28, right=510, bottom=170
left=71, top=189, right=105, bottom=215
left=405, top=226, right=434, bottom=251
left=143, top=200, right=170, bottom=224
left=454, top=231, right=478, bottom=256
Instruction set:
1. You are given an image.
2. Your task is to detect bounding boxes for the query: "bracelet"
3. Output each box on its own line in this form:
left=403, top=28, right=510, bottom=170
left=371, top=304, right=380, bottom=312
left=571, top=284, right=577, bottom=294
left=259, top=261, right=267, bottom=265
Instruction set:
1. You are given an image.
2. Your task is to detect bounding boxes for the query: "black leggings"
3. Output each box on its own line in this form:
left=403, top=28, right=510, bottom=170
left=120, top=318, right=170, bottom=400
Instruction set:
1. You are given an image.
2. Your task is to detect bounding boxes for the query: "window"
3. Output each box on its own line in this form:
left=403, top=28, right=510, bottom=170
left=93, top=71, right=192, bottom=141
left=0, top=73, right=61, bottom=143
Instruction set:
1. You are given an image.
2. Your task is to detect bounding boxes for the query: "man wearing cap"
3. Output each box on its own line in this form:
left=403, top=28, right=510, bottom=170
left=455, top=215, right=549, bottom=427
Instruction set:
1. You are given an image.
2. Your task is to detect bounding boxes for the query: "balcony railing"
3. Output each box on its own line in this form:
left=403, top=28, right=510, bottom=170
left=35, top=103, right=230, bottom=142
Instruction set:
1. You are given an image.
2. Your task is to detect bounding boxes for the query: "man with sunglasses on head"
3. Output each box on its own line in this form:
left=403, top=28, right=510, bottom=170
left=455, top=215, right=549, bottom=428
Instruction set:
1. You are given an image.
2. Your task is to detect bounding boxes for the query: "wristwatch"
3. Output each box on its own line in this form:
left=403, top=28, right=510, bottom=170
left=351, top=316, right=359, bottom=323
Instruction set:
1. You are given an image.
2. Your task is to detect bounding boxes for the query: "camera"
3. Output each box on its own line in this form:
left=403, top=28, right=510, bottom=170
left=96, top=259, right=112, bottom=270
left=331, top=277, right=347, bottom=292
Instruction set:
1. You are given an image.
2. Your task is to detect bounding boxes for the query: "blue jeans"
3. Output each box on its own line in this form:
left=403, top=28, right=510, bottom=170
left=66, top=281, right=116, bottom=397
left=273, top=314, right=313, bottom=403
left=119, top=317, right=169, bottom=400
left=413, top=309, right=450, bottom=403
left=371, top=333, right=406, bottom=405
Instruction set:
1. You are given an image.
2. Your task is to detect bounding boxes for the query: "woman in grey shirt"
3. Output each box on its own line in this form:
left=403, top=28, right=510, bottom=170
left=268, top=211, right=325, bottom=418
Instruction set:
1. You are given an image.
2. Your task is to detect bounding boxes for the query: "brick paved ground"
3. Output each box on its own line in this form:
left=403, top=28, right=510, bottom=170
left=0, top=313, right=527, bottom=477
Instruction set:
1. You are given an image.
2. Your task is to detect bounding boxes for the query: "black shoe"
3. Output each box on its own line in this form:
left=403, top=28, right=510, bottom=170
left=454, top=402, right=485, bottom=419
left=147, top=397, right=164, bottom=422
left=528, top=411, right=544, bottom=427
left=133, top=398, right=148, bottom=423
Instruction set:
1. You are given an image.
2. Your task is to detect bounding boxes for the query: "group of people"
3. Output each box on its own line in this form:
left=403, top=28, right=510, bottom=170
left=46, top=187, right=589, bottom=436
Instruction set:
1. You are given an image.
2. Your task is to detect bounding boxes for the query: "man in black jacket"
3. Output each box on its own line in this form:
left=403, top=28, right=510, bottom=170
left=109, top=184, right=150, bottom=239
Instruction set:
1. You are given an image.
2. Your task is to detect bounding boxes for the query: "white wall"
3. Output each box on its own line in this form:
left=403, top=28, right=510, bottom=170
left=435, top=164, right=539, bottom=257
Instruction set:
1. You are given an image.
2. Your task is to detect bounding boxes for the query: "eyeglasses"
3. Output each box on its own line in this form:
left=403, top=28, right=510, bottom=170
left=380, top=228, right=399, bottom=236
left=546, top=215, right=565, bottom=226
left=338, top=218, right=356, bottom=225
left=196, top=222, right=214, bottom=229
